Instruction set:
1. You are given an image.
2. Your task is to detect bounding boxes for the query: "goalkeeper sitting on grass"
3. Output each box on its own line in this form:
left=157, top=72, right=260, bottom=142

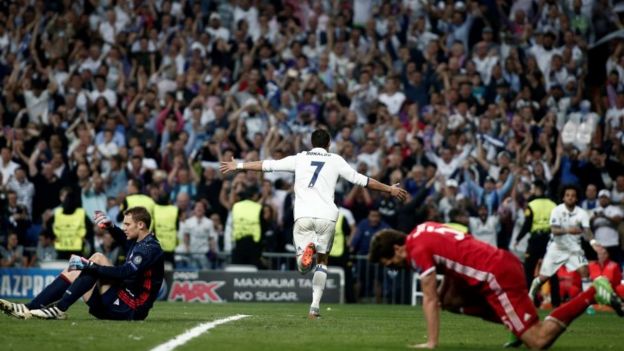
left=0, top=207, right=164, bottom=320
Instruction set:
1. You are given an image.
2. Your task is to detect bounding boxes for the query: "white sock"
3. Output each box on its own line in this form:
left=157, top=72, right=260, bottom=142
left=582, top=278, right=591, bottom=291
left=296, top=255, right=302, bottom=271
left=311, top=264, right=328, bottom=309
left=529, top=277, right=542, bottom=298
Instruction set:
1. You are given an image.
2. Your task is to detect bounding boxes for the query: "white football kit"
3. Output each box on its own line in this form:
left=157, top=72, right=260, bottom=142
left=262, top=147, right=369, bottom=254
left=539, top=204, right=590, bottom=277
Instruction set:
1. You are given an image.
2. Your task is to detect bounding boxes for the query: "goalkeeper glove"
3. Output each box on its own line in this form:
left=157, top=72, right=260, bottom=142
left=68, top=255, right=97, bottom=272
left=94, top=210, right=112, bottom=229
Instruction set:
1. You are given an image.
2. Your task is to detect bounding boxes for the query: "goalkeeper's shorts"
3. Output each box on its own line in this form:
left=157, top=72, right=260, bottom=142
left=86, top=287, right=136, bottom=321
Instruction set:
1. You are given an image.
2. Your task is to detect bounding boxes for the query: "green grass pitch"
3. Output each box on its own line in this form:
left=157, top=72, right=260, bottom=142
left=0, top=302, right=621, bottom=350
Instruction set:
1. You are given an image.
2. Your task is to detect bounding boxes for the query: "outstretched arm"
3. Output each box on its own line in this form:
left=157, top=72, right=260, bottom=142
left=220, top=156, right=296, bottom=174
left=367, top=178, right=408, bottom=201
left=221, top=159, right=264, bottom=172
left=412, top=271, right=440, bottom=349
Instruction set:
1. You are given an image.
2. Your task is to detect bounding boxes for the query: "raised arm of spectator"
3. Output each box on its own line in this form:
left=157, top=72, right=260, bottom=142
left=462, top=163, right=484, bottom=199
left=398, top=175, right=436, bottom=217
left=261, top=126, right=278, bottom=159
left=451, top=145, right=473, bottom=170
left=425, top=148, right=442, bottom=165
left=473, top=140, right=491, bottom=171
left=235, top=117, right=250, bottom=153
left=495, top=170, right=515, bottom=200
left=549, top=138, right=564, bottom=176
left=494, top=0, right=513, bottom=31
left=219, top=180, right=233, bottom=210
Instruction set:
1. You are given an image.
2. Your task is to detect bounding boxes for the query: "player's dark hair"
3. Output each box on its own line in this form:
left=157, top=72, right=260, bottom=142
left=124, top=206, right=152, bottom=229
left=311, top=129, right=331, bottom=149
left=368, top=229, right=406, bottom=263
left=560, top=184, right=580, bottom=200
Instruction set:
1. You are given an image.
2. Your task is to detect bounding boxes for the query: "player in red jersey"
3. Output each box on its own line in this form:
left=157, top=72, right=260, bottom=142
left=369, top=221, right=624, bottom=349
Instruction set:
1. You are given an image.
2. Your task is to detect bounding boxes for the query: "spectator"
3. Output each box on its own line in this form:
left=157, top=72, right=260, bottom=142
left=179, top=201, right=217, bottom=270
left=468, top=204, right=501, bottom=247
left=6, top=167, right=34, bottom=216
left=0, top=147, right=19, bottom=186
left=0, top=232, right=27, bottom=268
left=591, top=190, right=623, bottom=264
left=95, top=232, right=120, bottom=265
left=31, top=231, right=57, bottom=267
left=351, top=208, right=390, bottom=302
left=3, top=190, right=31, bottom=245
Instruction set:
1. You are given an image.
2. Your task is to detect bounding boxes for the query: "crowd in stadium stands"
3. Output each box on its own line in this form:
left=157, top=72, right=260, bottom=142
left=0, top=0, right=624, bottom=299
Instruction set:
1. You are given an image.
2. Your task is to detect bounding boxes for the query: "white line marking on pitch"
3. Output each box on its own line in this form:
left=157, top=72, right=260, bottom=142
left=150, top=314, right=250, bottom=351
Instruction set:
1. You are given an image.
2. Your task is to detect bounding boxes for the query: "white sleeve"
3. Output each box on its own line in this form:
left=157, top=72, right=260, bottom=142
left=337, top=156, right=368, bottom=187
left=262, top=155, right=296, bottom=172
left=224, top=212, right=233, bottom=253
left=550, top=208, right=561, bottom=227
left=342, top=208, right=356, bottom=226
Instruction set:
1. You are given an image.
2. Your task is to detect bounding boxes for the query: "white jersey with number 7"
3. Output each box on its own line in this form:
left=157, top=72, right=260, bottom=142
left=262, top=147, right=369, bottom=221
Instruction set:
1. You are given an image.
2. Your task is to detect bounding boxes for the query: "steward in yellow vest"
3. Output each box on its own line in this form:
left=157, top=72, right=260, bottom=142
left=328, top=209, right=357, bottom=303
left=513, top=180, right=559, bottom=306
left=153, top=196, right=179, bottom=264
left=48, top=189, right=94, bottom=259
left=230, top=188, right=263, bottom=267
left=446, top=208, right=469, bottom=233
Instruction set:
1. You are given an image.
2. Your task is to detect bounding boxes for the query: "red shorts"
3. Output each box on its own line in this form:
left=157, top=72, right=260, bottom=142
left=481, top=251, right=539, bottom=337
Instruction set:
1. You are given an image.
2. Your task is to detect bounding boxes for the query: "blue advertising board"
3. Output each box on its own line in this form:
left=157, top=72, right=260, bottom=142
left=0, top=268, right=63, bottom=299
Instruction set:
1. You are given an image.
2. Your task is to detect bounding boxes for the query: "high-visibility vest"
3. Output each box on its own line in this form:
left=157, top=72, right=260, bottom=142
left=527, top=198, right=556, bottom=233
left=232, top=200, right=262, bottom=243
left=330, top=214, right=345, bottom=257
left=125, top=194, right=155, bottom=217
left=445, top=222, right=468, bottom=233
left=53, top=207, right=86, bottom=251
left=153, top=204, right=178, bottom=252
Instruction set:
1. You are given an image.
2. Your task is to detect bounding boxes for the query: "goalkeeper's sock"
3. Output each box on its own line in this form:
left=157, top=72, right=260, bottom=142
left=310, top=264, right=327, bottom=309
left=26, top=274, right=71, bottom=309
left=56, top=271, right=98, bottom=312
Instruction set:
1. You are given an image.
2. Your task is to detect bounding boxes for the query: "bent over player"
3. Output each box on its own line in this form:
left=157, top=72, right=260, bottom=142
left=0, top=207, right=164, bottom=320
left=221, top=128, right=408, bottom=318
left=369, top=221, right=623, bottom=349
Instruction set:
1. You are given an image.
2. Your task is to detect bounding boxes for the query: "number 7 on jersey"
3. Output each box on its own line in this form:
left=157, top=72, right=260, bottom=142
left=308, top=161, right=325, bottom=188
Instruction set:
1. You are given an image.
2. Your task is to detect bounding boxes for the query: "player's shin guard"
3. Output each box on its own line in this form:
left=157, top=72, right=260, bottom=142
left=56, top=271, right=98, bottom=312
left=26, top=274, right=72, bottom=309
left=311, top=264, right=328, bottom=310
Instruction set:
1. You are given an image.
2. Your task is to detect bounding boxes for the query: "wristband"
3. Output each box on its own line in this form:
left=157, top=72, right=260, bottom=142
left=590, top=239, right=598, bottom=246
left=237, top=162, right=244, bottom=170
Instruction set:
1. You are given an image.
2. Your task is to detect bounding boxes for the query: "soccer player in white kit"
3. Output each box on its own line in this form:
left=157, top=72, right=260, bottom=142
left=221, top=129, right=408, bottom=318
left=528, top=185, right=602, bottom=304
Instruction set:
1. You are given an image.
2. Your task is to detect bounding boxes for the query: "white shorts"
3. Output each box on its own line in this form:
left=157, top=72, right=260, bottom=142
left=539, top=247, right=588, bottom=277
left=293, top=218, right=336, bottom=255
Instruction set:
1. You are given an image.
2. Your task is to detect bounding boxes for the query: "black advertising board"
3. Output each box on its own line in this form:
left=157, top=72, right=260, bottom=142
left=165, top=270, right=343, bottom=303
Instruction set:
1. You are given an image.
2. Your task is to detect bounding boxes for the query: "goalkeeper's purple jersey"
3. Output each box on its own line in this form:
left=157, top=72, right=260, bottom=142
left=95, top=227, right=164, bottom=319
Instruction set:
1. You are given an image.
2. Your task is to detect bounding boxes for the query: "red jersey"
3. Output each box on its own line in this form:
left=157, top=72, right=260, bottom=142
left=406, top=222, right=539, bottom=337
left=406, top=222, right=514, bottom=286
left=589, top=260, right=622, bottom=289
